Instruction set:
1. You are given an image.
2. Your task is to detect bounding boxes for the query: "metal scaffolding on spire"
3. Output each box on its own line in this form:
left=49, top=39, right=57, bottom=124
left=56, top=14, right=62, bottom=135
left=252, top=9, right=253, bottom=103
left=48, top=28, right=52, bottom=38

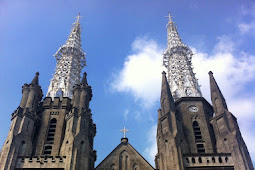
left=163, top=12, right=202, bottom=100
left=47, top=13, right=86, bottom=99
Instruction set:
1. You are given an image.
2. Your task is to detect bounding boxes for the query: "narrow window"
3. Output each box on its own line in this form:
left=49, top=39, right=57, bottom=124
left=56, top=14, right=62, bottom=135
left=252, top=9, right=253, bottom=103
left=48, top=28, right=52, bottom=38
left=212, top=157, right=215, bottom=163
left=27, top=121, right=30, bottom=132
left=19, top=141, right=26, bottom=156
left=44, top=118, right=57, bottom=155
left=197, top=144, right=205, bottom=153
left=192, top=157, right=195, bottom=163
left=225, top=157, right=228, bottom=162
left=219, top=157, right=222, bottom=163
left=198, top=157, right=202, bottom=163
left=193, top=121, right=202, bottom=140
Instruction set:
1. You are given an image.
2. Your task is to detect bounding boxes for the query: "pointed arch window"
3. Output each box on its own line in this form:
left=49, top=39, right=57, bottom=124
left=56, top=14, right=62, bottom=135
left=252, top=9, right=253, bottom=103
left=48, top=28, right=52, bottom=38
left=133, top=164, right=139, bottom=170
left=56, top=89, right=63, bottom=98
left=44, top=118, right=57, bottom=155
left=110, top=164, right=116, bottom=170
left=193, top=121, right=202, bottom=140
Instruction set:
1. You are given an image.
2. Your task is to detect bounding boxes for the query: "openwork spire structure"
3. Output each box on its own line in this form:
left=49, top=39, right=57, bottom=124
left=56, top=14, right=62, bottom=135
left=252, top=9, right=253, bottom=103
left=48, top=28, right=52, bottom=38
left=163, top=12, right=202, bottom=100
left=47, top=13, right=86, bottom=99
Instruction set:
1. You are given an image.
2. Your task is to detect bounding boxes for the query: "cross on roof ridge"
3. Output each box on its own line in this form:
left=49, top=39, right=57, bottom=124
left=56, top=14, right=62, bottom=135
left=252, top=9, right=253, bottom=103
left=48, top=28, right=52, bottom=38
left=120, top=126, right=130, bottom=138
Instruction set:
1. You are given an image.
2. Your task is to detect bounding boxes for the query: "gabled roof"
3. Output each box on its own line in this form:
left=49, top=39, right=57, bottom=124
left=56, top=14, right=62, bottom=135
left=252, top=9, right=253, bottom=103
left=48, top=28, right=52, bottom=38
left=95, top=138, right=155, bottom=169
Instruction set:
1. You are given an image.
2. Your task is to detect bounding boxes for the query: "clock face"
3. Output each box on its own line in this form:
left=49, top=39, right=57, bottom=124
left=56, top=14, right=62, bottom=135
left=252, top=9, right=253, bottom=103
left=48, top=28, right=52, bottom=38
left=189, top=106, right=198, bottom=112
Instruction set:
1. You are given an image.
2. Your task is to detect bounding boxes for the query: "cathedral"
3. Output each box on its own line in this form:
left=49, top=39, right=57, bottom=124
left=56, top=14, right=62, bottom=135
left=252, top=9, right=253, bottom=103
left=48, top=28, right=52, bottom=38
left=0, top=13, right=254, bottom=170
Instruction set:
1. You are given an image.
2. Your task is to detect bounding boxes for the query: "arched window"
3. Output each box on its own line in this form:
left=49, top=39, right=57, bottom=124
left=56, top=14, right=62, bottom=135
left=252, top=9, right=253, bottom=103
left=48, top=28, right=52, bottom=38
left=193, top=121, right=202, bottom=140
left=19, top=141, right=26, bottom=156
left=192, top=157, right=195, bottom=163
left=219, top=157, right=222, bottom=163
left=133, top=164, right=139, bottom=170
left=44, top=118, right=57, bottom=155
left=212, top=157, right=215, bottom=163
left=198, top=157, right=202, bottom=163
left=56, top=89, right=63, bottom=98
left=197, top=144, right=205, bottom=153
left=110, top=164, right=116, bottom=170
left=119, top=150, right=129, bottom=170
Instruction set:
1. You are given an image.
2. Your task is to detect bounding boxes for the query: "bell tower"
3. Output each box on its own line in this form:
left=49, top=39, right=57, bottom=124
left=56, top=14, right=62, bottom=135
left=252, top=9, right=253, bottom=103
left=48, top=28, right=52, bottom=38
left=156, top=12, right=254, bottom=170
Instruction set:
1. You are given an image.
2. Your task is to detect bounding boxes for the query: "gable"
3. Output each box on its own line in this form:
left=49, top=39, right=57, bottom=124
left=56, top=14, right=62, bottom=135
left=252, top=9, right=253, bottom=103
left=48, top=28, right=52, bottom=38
left=95, top=139, right=154, bottom=170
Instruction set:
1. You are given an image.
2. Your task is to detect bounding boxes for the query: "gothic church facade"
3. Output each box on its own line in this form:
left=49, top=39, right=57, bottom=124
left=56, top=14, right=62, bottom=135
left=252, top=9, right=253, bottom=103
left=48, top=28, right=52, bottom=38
left=0, top=13, right=254, bottom=170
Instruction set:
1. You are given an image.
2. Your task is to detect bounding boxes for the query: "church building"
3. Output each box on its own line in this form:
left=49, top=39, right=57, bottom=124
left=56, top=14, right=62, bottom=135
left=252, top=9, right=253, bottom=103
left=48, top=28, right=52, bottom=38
left=0, top=13, right=254, bottom=170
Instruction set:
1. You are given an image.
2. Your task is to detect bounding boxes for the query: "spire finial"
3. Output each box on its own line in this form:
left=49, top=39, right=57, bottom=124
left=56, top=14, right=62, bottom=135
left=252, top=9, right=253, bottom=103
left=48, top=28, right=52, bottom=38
left=120, top=126, right=129, bottom=138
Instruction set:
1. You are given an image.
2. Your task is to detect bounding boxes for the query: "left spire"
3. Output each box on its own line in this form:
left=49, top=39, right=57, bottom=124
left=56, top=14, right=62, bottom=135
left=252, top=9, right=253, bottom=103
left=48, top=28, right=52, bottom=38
left=47, top=13, right=86, bottom=99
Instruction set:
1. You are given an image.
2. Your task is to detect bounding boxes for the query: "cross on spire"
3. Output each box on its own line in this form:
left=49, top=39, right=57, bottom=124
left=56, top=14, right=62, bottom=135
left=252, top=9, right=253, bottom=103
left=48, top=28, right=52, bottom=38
left=75, top=13, right=83, bottom=23
left=165, top=12, right=173, bottom=23
left=120, top=127, right=129, bottom=138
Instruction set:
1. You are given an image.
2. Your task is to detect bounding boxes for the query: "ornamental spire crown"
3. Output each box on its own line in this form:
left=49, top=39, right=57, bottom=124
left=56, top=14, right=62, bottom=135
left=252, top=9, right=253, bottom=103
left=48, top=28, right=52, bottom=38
left=47, top=13, right=86, bottom=99
left=163, top=12, right=202, bottom=100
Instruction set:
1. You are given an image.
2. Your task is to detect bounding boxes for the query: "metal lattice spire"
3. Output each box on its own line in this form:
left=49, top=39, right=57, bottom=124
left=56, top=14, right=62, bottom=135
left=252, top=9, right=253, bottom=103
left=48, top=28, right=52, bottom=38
left=163, top=12, right=202, bottom=100
left=47, top=13, right=86, bottom=99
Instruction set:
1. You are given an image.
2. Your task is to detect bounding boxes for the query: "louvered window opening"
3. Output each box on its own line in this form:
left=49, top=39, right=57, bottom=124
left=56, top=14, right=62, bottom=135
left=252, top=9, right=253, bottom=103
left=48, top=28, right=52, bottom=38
left=193, top=121, right=202, bottom=140
left=44, top=119, right=57, bottom=155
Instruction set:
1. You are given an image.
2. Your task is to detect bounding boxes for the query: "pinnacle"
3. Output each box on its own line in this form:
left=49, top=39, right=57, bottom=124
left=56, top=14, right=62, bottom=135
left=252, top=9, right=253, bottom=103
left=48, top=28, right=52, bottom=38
left=209, top=71, right=228, bottom=113
left=81, top=72, right=88, bottom=85
left=31, top=72, right=39, bottom=86
left=160, top=72, right=175, bottom=115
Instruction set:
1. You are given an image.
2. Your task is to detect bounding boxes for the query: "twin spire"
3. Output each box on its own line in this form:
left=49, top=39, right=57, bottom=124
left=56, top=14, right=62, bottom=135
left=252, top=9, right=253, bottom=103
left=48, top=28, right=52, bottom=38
left=36, top=12, right=227, bottom=115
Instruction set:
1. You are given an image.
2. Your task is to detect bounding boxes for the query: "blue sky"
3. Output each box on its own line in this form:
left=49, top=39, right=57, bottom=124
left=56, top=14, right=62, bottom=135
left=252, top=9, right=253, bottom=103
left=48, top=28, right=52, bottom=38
left=0, top=0, right=255, bottom=167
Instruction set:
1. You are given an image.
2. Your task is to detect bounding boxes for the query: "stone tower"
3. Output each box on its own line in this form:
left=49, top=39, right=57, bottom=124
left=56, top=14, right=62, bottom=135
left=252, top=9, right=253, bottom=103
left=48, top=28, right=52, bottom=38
left=0, top=14, right=96, bottom=170
left=155, top=13, right=254, bottom=170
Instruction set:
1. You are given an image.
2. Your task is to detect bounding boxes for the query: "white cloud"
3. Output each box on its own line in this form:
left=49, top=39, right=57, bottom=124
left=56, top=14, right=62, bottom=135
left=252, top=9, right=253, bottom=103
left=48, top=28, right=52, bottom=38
left=238, top=4, right=255, bottom=36
left=238, top=23, right=252, bottom=34
left=111, top=35, right=255, bottom=164
left=144, top=124, right=157, bottom=166
left=111, top=37, right=165, bottom=108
